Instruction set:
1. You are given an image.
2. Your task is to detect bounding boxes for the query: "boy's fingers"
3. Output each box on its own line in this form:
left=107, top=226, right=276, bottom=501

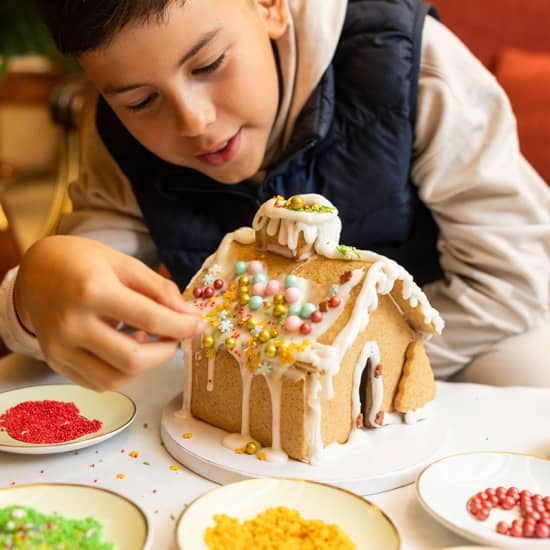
left=77, top=320, right=181, bottom=376
left=97, top=285, right=205, bottom=339
left=117, top=257, right=194, bottom=314
left=53, top=348, right=135, bottom=391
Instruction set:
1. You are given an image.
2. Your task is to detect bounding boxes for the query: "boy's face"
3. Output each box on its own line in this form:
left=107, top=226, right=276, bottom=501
left=80, top=0, right=287, bottom=184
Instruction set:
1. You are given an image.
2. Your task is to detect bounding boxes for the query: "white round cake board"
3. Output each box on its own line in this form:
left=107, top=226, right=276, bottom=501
left=161, top=395, right=448, bottom=495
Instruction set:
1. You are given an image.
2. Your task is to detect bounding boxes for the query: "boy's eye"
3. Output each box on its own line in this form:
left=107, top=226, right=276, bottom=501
left=127, top=93, right=158, bottom=112
left=193, top=53, right=225, bottom=75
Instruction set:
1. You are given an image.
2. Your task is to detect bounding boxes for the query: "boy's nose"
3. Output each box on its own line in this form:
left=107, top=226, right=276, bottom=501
left=175, top=95, right=215, bottom=137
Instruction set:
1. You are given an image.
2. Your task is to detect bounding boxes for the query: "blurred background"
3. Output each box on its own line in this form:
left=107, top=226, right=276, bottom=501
left=1, top=0, right=549, bottom=281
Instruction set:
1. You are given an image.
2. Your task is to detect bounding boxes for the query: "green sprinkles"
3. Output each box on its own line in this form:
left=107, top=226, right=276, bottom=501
left=336, top=244, right=361, bottom=259
left=143, top=461, right=151, bottom=466
left=0, top=505, right=114, bottom=549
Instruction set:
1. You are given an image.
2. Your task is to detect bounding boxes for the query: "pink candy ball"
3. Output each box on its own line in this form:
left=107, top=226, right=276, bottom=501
left=284, top=315, right=303, bottom=332
left=265, top=280, right=282, bottom=296
left=284, top=287, right=301, bottom=303
left=248, top=260, right=264, bottom=274
left=251, top=283, right=266, bottom=297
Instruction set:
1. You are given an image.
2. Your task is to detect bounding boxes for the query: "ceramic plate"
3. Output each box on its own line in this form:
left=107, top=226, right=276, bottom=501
left=0, top=384, right=136, bottom=454
left=176, top=477, right=400, bottom=549
left=417, top=452, right=550, bottom=548
left=0, top=483, right=151, bottom=549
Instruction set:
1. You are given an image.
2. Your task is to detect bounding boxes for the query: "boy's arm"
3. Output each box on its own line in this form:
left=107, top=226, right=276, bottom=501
left=412, top=16, right=550, bottom=376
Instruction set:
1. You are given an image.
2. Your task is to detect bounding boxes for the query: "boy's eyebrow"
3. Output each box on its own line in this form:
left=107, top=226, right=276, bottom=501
left=103, top=27, right=222, bottom=95
left=178, top=27, right=222, bottom=67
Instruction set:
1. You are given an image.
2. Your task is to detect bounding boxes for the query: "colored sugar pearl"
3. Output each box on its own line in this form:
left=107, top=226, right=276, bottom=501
left=300, top=303, right=317, bottom=319
left=193, top=287, right=203, bottom=298
left=251, top=283, right=266, bottom=296
left=300, top=323, right=312, bottom=335
left=284, top=287, right=301, bottom=304
left=284, top=274, right=299, bottom=288
left=234, top=261, right=248, bottom=275
left=225, top=338, right=236, bottom=349
left=311, top=311, right=323, bottom=323
left=249, top=296, right=264, bottom=310
left=284, top=315, right=302, bottom=332
left=265, top=280, right=282, bottom=296
left=288, top=303, right=302, bottom=317
left=213, top=279, right=224, bottom=290
left=252, top=273, right=268, bottom=285
left=329, top=295, right=341, bottom=308
left=248, top=260, right=263, bottom=274
left=203, top=287, right=214, bottom=299
left=273, top=304, right=287, bottom=317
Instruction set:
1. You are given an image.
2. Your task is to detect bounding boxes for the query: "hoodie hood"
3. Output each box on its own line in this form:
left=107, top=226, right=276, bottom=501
left=261, top=0, right=348, bottom=170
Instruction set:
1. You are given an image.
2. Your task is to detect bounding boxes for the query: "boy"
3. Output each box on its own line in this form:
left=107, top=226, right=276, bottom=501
left=1, top=0, right=549, bottom=390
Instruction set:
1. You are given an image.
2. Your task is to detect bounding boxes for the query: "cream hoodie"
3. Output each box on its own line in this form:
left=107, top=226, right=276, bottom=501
left=1, top=3, right=549, bottom=379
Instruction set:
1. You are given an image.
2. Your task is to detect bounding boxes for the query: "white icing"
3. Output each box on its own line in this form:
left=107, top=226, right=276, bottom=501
left=177, top=194, right=442, bottom=464
left=404, top=402, right=432, bottom=424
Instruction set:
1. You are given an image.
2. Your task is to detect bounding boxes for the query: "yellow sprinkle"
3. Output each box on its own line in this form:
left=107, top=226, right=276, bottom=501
left=257, top=451, right=267, bottom=461
left=129, top=451, right=139, bottom=458
left=170, top=465, right=181, bottom=471
left=235, top=448, right=245, bottom=454
left=182, top=433, right=193, bottom=439
left=116, top=473, right=125, bottom=479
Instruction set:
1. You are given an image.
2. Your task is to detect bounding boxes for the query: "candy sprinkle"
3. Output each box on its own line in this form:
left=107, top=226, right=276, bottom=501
left=116, top=473, right=125, bottom=479
left=182, top=433, right=193, bottom=439
left=0, top=400, right=102, bottom=444
left=129, top=451, right=139, bottom=458
left=169, top=465, right=181, bottom=471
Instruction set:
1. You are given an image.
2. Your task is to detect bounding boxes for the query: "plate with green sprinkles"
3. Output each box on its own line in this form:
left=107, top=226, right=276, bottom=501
left=0, top=483, right=152, bottom=549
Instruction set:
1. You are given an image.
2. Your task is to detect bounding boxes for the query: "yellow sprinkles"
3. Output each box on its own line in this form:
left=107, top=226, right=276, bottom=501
left=204, top=506, right=355, bottom=549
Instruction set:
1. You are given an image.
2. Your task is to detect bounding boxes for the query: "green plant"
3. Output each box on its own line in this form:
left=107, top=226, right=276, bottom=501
left=0, top=0, right=78, bottom=80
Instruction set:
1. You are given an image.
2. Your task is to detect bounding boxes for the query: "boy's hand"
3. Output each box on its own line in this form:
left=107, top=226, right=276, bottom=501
left=14, top=235, right=204, bottom=391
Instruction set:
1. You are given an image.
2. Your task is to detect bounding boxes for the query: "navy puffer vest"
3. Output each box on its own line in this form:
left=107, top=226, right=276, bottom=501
left=96, top=0, right=442, bottom=289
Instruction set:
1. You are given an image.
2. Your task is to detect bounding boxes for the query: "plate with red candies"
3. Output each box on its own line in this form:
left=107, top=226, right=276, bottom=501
left=0, top=384, right=136, bottom=454
left=416, top=452, right=550, bottom=548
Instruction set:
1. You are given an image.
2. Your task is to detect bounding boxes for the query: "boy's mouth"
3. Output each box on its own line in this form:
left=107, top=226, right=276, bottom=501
left=195, top=128, right=242, bottom=167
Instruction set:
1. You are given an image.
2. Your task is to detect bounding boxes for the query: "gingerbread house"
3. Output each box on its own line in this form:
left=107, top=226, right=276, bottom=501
left=178, top=194, right=443, bottom=464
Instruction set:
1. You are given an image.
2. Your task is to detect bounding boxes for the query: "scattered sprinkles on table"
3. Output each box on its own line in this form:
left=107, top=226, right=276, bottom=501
left=467, top=486, right=550, bottom=538
left=204, top=506, right=355, bottom=550
left=0, top=505, right=113, bottom=549
left=0, top=400, right=102, bottom=444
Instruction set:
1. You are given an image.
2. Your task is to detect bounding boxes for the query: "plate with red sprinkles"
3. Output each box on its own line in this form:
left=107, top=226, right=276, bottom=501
left=416, top=451, right=550, bottom=548
left=0, top=384, right=136, bottom=454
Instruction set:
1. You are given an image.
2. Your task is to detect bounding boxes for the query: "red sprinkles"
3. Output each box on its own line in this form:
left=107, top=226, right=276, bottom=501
left=0, top=400, right=102, bottom=444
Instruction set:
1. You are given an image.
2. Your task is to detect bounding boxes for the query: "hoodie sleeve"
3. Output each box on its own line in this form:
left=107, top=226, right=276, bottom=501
left=413, top=16, right=550, bottom=377
left=0, top=125, right=158, bottom=359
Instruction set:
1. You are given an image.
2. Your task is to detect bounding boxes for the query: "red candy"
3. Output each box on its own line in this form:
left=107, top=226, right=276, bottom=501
left=328, top=296, right=341, bottom=308
left=193, top=287, right=203, bottom=298
left=214, top=279, right=224, bottom=290
left=468, top=486, right=550, bottom=539
left=203, top=286, right=215, bottom=298
left=300, top=323, right=312, bottom=335
left=310, top=311, right=323, bottom=323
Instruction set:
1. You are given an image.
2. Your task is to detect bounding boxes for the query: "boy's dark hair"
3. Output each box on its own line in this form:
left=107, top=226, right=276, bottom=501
left=37, top=0, right=185, bottom=56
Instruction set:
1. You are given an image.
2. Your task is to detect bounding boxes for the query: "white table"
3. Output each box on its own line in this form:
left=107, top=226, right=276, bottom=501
left=1, top=351, right=550, bottom=549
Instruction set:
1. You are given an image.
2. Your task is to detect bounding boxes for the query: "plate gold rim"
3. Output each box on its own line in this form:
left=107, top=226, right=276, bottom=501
left=0, top=383, right=136, bottom=449
left=175, top=476, right=401, bottom=550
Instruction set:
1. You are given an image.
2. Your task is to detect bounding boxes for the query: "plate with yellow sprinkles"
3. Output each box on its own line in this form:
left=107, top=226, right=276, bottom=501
left=176, top=477, right=400, bottom=550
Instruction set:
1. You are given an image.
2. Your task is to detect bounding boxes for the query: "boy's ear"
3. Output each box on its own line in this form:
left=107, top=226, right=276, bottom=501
left=253, top=0, right=288, bottom=40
